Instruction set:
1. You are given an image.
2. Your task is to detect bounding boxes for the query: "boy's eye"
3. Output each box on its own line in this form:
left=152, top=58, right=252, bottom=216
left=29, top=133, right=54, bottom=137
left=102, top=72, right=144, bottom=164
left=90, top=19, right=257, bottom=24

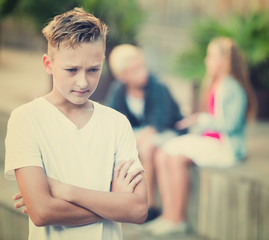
left=88, top=68, right=99, bottom=73
left=66, top=68, right=77, bottom=73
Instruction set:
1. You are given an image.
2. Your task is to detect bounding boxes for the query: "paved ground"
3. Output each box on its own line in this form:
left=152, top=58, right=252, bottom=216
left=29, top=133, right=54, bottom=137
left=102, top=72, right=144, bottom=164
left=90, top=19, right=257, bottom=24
left=122, top=223, right=207, bottom=240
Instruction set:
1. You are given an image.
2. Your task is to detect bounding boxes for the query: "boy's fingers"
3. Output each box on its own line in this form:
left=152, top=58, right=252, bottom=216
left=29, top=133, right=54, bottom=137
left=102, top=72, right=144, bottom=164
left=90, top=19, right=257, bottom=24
left=125, top=168, right=143, bottom=183
left=113, top=161, right=126, bottom=179
left=129, top=174, right=143, bottom=191
left=115, top=160, right=125, bottom=167
left=119, top=159, right=135, bottom=179
left=12, top=192, right=22, bottom=200
left=14, top=199, right=25, bottom=209
left=22, top=208, right=28, bottom=214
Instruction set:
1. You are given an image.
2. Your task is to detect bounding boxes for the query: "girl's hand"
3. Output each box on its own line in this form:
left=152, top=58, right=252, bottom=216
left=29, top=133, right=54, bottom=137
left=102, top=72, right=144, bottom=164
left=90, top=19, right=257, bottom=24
left=13, top=192, right=28, bottom=214
left=175, top=113, right=200, bottom=130
left=112, top=159, right=143, bottom=193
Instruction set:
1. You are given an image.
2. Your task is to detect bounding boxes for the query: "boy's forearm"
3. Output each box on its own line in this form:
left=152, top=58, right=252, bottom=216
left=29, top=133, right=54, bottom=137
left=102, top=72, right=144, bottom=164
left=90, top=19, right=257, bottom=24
left=15, top=167, right=103, bottom=227
left=66, top=174, right=148, bottom=224
left=38, top=197, right=103, bottom=226
left=70, top=191, right=140, bottom=223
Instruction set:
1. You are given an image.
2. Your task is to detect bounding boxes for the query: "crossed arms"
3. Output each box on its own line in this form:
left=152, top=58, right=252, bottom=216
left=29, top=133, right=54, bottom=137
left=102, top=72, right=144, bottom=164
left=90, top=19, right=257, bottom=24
left=14, top=160, right=148, bottom=227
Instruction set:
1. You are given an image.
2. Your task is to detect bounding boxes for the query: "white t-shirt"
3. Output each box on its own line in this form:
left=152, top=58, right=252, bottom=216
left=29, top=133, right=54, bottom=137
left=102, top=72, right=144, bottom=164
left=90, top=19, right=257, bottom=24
left=126, top=94, right=145, bottom=120
left=5, top=97, right=142, bottom=240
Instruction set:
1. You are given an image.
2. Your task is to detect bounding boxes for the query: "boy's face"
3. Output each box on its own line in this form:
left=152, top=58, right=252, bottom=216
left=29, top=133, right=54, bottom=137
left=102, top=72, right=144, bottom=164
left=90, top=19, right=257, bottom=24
left=43, top=41, right=105, bottom=106
left=119, top=55, right=148, bottom=89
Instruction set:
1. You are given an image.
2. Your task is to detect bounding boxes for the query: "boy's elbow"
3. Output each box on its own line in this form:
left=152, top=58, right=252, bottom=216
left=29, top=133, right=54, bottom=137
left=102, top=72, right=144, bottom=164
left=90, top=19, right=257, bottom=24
left=30, top=209, right=49, bottom=227
left=32, top=218, right=47, bottom=227
left=132, top=176, right=148, bottom=224
left=131, top=199, right=148, bottom=224
left=29, top=204, right=53, bottom=227
left=135, top=205, right=148, bottom=224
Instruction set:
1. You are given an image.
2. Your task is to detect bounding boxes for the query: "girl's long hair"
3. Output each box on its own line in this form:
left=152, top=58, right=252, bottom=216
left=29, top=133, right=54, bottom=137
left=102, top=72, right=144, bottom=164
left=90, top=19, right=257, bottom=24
left=200, top=37, right=257, bottom=120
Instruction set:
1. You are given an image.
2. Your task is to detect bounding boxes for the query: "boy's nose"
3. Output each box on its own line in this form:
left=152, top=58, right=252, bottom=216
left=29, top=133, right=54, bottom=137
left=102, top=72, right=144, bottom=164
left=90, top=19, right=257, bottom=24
left=77, top=72, right=88, bottom=88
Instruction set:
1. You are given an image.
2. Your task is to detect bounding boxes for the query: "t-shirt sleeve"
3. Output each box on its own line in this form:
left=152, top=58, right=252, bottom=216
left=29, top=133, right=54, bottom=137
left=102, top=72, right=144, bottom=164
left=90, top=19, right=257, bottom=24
left=5, top=108, right=43, bottom=180
left=114, top=115, right=143, bottom=172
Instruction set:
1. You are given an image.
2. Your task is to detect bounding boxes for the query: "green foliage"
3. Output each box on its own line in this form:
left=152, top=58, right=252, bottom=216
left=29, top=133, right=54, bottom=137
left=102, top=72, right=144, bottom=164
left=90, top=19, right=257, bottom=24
left=82, top=0, right=145, bottom=47
left=3, top=0, right=144, bottom=49
left=0, top=0, right=19, bottom=20
left=13, top=0, right=78, bottom=29
left=173, top=11, right=269, bottom=88
left=173, top=47, right=205, bottom=85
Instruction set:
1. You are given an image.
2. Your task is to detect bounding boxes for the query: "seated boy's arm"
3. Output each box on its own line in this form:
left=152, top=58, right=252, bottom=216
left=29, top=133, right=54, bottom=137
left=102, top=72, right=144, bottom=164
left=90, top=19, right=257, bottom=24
left=48, top=160, right=148, bottom=224
left=15, top=166, right=103, bottom=227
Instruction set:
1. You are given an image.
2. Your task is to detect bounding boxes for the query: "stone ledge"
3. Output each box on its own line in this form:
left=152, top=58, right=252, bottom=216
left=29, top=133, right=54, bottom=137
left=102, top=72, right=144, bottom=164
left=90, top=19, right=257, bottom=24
left=187, top=160, right=269, bottom=240
left=0, top=169, right=28, bottom=240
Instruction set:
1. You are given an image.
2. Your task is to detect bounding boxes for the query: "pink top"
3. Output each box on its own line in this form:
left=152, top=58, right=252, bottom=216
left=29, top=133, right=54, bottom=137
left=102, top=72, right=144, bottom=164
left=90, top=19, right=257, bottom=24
left=202, top=87, right=221, bottom=140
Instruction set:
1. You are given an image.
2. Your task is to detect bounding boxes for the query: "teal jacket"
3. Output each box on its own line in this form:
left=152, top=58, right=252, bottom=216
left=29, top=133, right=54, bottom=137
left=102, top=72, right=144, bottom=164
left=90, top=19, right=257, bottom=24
left=105, top=74, right=187, bottom=135
left=197, top=76, right=248, bottom=162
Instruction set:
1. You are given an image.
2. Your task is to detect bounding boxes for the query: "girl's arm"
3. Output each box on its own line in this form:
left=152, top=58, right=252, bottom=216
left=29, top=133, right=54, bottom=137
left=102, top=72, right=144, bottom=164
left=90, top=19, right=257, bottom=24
left=196, top=81, right=247, bottom=134
left=175, top=113, right=200, bottom=130
left=15, top=166, right=103, bottom=227
left=48, top=160, right=148, bottom=224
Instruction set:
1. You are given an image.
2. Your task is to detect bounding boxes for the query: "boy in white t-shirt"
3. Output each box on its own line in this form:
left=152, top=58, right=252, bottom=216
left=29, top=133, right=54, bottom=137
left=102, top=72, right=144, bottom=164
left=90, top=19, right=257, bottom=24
left=4, top=7, right=147, bottom=240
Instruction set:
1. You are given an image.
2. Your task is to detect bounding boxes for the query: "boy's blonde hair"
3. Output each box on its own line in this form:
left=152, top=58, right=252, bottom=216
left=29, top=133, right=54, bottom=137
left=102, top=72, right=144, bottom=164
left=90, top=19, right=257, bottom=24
left=109, top=44, right=143, bottom=77
left=42, top=7, right=107, bottom=54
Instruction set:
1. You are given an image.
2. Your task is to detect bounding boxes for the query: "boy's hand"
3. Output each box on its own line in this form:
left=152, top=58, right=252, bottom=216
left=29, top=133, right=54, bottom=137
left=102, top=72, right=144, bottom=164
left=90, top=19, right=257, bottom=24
left=48, top=177, right=71, bottom=202
left=13, top=192, right=28, bottom=214
left=112, top=159, right=143, bottom=193
left=12, top=178, right=70, bottom=212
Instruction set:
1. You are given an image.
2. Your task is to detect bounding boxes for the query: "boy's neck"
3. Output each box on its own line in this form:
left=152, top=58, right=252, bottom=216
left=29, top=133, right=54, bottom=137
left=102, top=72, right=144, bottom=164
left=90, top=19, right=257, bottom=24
left=44, top=92, right=93, bottom=112
left=44, top=93, right=94, bottom=129
left=127, top=87, right=144, bottom=99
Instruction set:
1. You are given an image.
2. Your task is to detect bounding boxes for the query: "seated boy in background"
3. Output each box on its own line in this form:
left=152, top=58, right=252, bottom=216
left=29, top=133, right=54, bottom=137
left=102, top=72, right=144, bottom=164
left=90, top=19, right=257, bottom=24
left=106, top=44, right=187, bottom=222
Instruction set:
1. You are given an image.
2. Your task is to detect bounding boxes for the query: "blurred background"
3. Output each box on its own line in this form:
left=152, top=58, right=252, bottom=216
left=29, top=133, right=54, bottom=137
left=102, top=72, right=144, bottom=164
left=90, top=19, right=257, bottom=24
left=0, top=0, right=268, bottom=240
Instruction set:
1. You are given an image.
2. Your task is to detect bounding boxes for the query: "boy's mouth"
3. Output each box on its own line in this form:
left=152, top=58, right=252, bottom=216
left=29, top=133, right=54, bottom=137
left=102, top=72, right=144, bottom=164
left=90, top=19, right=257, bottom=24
left=72, top=90, right=90, bottom=95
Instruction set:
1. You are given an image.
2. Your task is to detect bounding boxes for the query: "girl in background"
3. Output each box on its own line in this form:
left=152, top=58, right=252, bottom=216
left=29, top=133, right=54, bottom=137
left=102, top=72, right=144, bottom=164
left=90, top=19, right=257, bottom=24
left=144, top=37, right=257, bottom=236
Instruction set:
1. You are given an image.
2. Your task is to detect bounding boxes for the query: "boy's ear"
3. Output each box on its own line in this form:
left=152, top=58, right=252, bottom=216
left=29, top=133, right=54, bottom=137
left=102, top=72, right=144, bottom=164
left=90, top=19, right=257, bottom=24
left=43, top=54, right=52, bottom=74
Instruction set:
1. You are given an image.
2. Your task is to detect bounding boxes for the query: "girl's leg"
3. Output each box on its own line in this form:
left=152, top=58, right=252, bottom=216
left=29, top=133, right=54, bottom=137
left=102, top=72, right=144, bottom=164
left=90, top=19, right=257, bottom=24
left=137, top=140, right=157, bottom=208
left=155, top=149, right=192, bottom=223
